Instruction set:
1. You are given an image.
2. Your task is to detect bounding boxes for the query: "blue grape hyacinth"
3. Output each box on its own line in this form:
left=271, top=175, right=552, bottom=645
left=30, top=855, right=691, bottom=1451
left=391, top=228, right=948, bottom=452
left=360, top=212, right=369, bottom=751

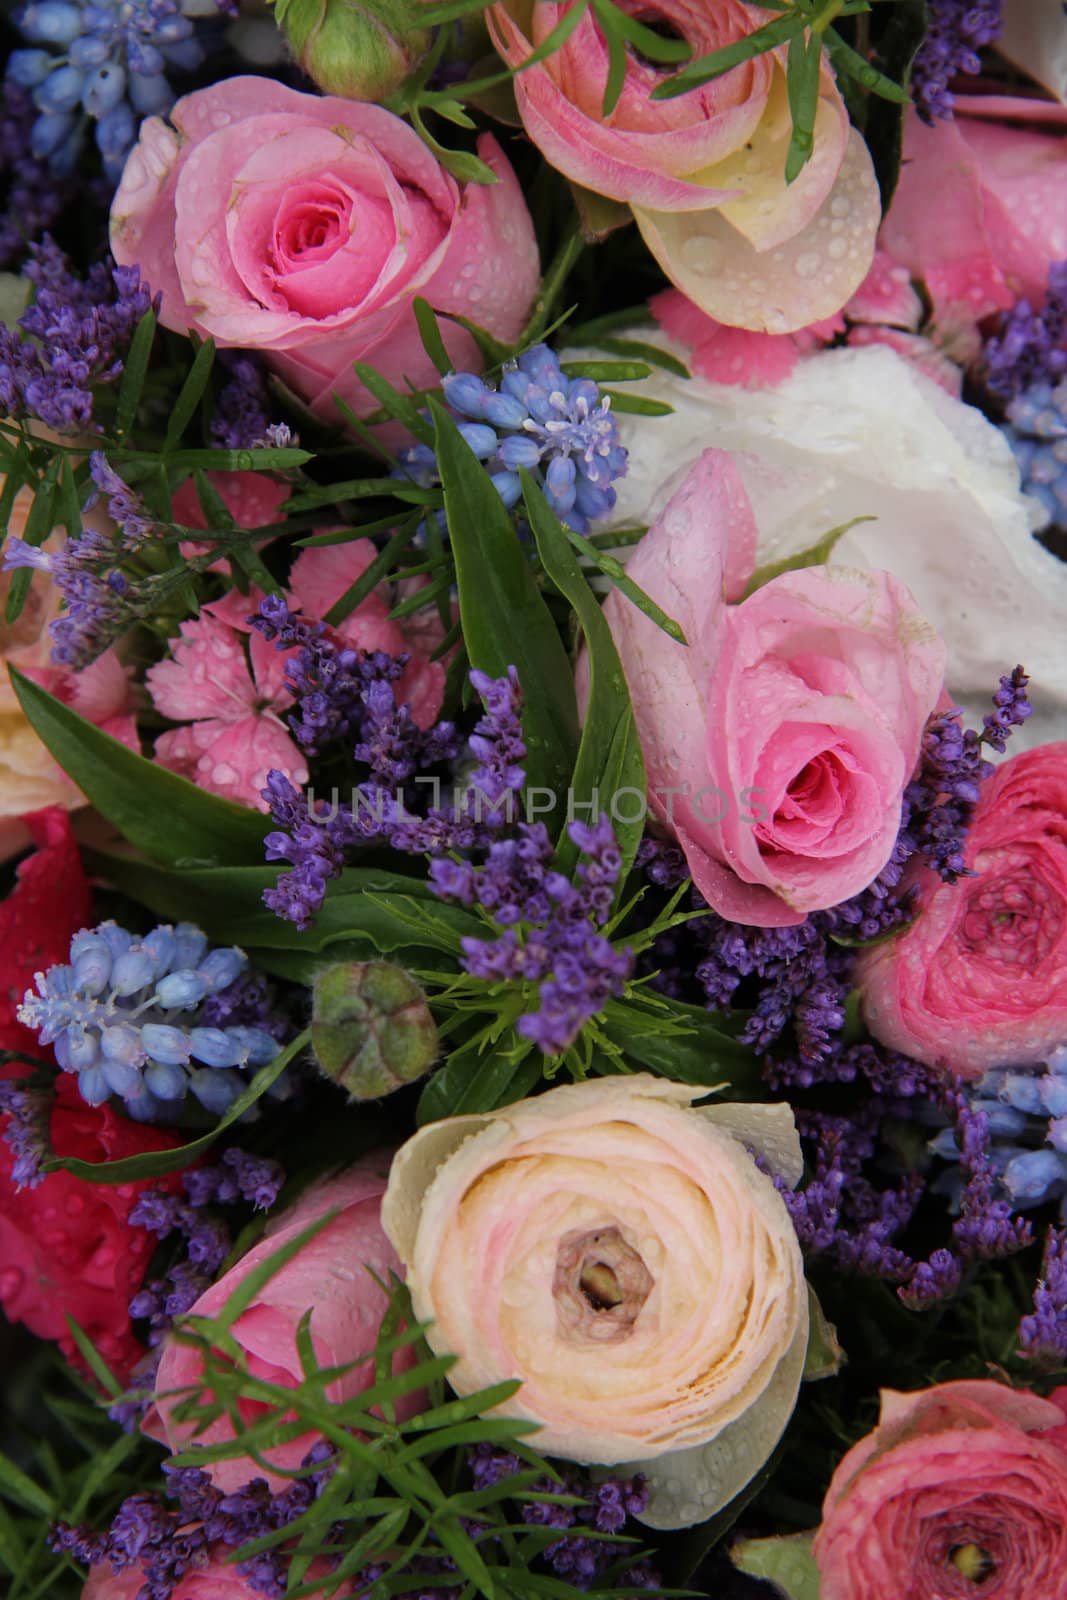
left=1002, top=379, right=1067, bottom=530
left=8, top=0, right=215, bottom=181
left=929, top=1048, right=1067, bottom=1216
left=398, top=344, right=628, bottom=532
left=18, top=920, right=282, bottom=1122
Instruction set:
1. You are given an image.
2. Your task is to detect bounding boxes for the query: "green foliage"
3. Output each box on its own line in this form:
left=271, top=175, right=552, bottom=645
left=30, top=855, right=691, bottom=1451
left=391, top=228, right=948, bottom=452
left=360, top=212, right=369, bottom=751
left=731, top=1532, right=821, bottom=1599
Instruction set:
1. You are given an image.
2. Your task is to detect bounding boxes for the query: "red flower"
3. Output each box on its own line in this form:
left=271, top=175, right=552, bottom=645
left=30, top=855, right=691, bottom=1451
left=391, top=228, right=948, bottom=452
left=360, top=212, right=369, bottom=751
left=0, top=806, right=91, bottom=1059
left=0, top=807, right=183, bottom=1381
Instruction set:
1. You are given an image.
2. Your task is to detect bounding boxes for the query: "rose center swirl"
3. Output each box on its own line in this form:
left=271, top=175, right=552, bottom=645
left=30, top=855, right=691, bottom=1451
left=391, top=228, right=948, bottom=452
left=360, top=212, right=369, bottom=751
left=553, top=1225, right=653, bottom=1344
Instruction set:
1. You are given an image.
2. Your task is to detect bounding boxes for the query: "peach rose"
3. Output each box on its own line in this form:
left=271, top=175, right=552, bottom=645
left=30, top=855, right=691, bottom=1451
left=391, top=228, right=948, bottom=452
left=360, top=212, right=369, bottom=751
left=488, top=0, right=880, bottom=332
left=382, top=1075, right=808, bottom=1528
left=144, top=1153, right=419, bottom=1491
left=0, top=484, right=136, bottom=817
left=110, top=77, right=539, bottom=423
left=594, top=449, right=946, bottom=925
left=858, top=744, right=1067, bottom=1078
left=813, top=1381, right=1067, bottom=1600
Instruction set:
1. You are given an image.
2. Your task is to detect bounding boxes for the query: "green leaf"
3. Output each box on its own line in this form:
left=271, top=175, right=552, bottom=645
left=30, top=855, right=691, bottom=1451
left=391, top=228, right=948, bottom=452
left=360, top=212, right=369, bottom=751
left=431, top=397, right=579, bottom=799
left=559, top=359, right=651, bottom=383
left=600, top=389, right=673, bottom=416
left=64, top=1316, right=122, bottom=1398
left=5, top=457, right=58, bottom=624
left=592, top=0, right=691, bottom=62
left=585, top=337, right=690, bottom=378
left=804, top=1284, right=845, bottom=1382
left=592, top=0, right=630, bottom=117
left=562, top=521, right=685, bottom=644
left=652, top=11, right=806, bottom=98
left=351, top=362, right=436, bottom=445
left=521, top=474, right=645, bottom=883
left=410, top=105, right=500, bottom=186
left=46, top=1030, right=308, bottom=1183
left=115, top=307, right=157, bottom=438
left=741, top=515, right=875, bottom=597
left=599, top=996, right=761, bottom=1095
left=417, top=1036, right=541, bottom=1123
left=412, top=298, right=454, bottom=378
left=323, top=518, right=421, bottom=627
left=825, top=27, right=909, bottom=103
left=164, top=336, right=216, bottom=451
left=10, top=669, right=268, bottom=868
left=731, top=1532, right=821, bottom=1600
left=0, top=1450, right=55, bottom=1518
left=785, top=29, right=821, bottom=182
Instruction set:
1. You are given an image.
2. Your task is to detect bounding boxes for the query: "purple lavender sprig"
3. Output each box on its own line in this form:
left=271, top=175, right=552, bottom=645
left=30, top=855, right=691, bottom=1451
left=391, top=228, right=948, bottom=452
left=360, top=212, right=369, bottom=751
left=986, top=261, right=1067, bottom=403
left=911, top=0, right=1003, bottom=122
left=0, top=1074, right=53, bottom=1188
left=1019, top=1225, right=1067, bottom=1367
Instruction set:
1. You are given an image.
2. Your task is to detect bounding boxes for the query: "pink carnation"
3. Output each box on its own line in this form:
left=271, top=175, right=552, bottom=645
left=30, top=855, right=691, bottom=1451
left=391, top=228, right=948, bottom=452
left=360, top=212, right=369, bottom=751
left=595, top=450, right=945, bottom=925
left=143, top=1153, right=419, bottom=1492
left=813, top=1380, right=1067, bottom=1600
left=858, top=743, right=1067, bottom=1078
left=147, top=539, right=445, bottom=809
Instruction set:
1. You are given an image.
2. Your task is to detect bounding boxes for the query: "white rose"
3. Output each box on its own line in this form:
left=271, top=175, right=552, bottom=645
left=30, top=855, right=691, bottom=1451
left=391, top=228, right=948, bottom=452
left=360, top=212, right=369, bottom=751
left=581, top=342, right=1067, bottom=746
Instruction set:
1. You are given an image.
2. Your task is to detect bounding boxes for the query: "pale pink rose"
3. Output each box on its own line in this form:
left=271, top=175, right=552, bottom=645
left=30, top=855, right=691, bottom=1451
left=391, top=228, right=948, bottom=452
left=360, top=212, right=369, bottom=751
left=596, top=451, right=945, bottom=925
left=879, top=96, right=1067, bottom=333
left=144, top=1153, right=418, bottom=1492
left=109, top=77, right=539, bottom=422
left=82, top=1549, right=348, bottom=1600
left=488, top=0, right=880, bottom=332
left=858, top=744, right=1067, bottom=1078
left=813, top=1380, right=1067, bottom=1600
left=147, top=538, right=445, bottom=807
left=382, top=1076, right=808, bottom=1529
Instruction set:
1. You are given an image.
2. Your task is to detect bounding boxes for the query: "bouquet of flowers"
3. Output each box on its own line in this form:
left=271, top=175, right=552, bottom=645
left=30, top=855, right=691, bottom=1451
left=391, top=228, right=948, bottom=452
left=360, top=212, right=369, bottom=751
left=4, top=0, right=1067, bottom=1596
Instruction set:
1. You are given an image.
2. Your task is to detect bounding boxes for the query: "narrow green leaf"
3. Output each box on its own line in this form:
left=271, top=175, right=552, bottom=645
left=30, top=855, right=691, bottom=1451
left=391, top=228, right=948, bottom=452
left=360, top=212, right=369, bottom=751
left=417, top=1037, right=541, bottom=1124
left=413, top=298, right=454, bottom=378
left=785, top=29, right=821, bottom=182
left=351, top=362, right=435, bottom=445
left=115, top=308, right=157, bottom=438
left=651, top=11, right=806, bottom=98
left=10, top=669, right=268, bottom=868
left=593, top=0, right=630, bottom=117
left=600, top=389, right=673, bottom=416
left=599, top=996, right=760, bottom=1095
left=593, top=0, right=691, bottom=61
left=0, top=1451, right=55, bottom=1517
left=64, top=1316, right=122, bottom=1397
left=561, top=522, right=686, bottom=644
left=825, top=26, right=909, bottom=102
left=431, top=397, right=579, bottom=799
left=45, top=1030, right=308, bottom=1183
left=559, top=359, right=651, bottom=383
left=436, top=309, right=513, bottom=367
left=164, top=336, right=216, bottom=451
left=58, top=453, right=83, bottom=541
left=741, top=515, right=875, bottom=597
left=521, top=473, right=645, bottom=884
left=585, top=337, right=690, bottom=378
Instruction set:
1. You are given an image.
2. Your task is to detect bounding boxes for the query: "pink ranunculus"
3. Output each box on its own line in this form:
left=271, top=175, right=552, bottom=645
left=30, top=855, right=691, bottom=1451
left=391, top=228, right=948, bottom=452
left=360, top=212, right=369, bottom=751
left=813, top=1380, right=1067, bottom=1600
left=857, top=744, right=1067, bottom=1078
left=143, top=1153, right=418, bottom=1492
left=879, top=96, right=1067, bottom=334
left=488, top=0, right=880, bottom=333
left=109, top=77, right=539, bottom=423
left=597, top=450, right=945, bottom=925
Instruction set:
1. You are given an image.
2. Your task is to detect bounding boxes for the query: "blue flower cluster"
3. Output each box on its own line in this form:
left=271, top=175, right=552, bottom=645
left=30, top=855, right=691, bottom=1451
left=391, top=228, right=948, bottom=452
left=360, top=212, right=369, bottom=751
left=399, top=344, right=628, bottom=532
left=929, top=1048, right=1067, bottom=1215
left=8, top=0, right=215, bottom=181
left=1003, top=379, right=1067, bottom=531
left=18, top=920, right=282, bottom=1121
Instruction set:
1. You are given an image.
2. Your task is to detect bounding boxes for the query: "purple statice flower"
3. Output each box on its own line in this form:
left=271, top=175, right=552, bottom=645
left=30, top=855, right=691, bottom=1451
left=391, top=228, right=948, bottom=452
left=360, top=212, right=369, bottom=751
left=181, top=1146, right=286, bottom=1212
left=0, top=1075, right=52, bottom=1188
left=200, top=971, right=292, bottom=1044
left=1019, top=1225, right=1067, bottom=1365
left=261, top=667, right=519, bottom=929
left=986, top=261, right=1067, bottom=403
left=0, top=83, right=75, bottom=268
left=211, top=351, right=273, bottom=450
left=911, top=0, right=1003, bottom=122
left=432, top=812, right=632, bottom=1057
left=85, top=452, right=159, bottom=547
left=0, top=236, right=156, bottom=432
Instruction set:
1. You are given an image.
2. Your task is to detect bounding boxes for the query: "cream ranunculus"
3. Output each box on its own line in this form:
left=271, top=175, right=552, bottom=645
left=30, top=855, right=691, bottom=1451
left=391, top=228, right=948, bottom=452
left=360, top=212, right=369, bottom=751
left=381, top=1075, right=808, bottom=1529
left=575, top=342, right=1067, bottom=747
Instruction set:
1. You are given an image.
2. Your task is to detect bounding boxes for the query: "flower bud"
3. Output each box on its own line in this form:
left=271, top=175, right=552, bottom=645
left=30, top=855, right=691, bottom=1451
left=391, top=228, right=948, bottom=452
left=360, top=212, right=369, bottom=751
left=275, top=0, right=433, bottom=102
left=311, top=961, right=438, bottom=1099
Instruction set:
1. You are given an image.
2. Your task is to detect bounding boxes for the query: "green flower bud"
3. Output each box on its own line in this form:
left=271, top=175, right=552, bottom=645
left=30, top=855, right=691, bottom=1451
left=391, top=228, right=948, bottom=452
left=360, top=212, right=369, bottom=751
left=311, top=961, right=438, bottom=1099
left=274, top=0, right=433, bottom=102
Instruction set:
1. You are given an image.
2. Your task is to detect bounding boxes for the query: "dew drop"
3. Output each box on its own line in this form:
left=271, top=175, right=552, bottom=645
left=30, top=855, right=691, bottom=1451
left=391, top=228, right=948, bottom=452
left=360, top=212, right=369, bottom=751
left=830, top=195, right=851, bottom=219
left=0, top=1267, right=23, bottom=1299
left=680, top=235, right=721, bottom=275
left=794, top=252, right=821, bottom=279
left=827, top=237, right=848, bottom=261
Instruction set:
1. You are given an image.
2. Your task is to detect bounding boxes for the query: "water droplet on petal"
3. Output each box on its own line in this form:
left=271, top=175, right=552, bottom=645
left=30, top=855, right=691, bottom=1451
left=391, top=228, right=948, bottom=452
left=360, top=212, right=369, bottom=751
left=794, top=252, right=821, bottom=279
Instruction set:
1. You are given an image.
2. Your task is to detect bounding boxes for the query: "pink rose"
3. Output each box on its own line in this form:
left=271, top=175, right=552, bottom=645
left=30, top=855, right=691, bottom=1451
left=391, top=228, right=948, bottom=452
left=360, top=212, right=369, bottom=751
left=82, top=1549, right=346, bottom=1600
left=597, top=450, right=945, bottom=925
left=813, top=1380, right=1067, bottom=1600
left=488, top=0, right=880, bottom=332
left=144, top=1153, right=419, bottom=1491
left=858, top=744, right=1067, bottom=1078
left=109, top=77, right=539, bottom=422
left=879, top=96, right=1067, bottom=334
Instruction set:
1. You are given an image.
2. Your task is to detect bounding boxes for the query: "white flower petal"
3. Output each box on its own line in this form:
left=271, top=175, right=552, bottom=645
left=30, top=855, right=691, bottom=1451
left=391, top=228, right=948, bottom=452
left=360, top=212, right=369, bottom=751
left=999, top=0, right=1067, bottom=105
